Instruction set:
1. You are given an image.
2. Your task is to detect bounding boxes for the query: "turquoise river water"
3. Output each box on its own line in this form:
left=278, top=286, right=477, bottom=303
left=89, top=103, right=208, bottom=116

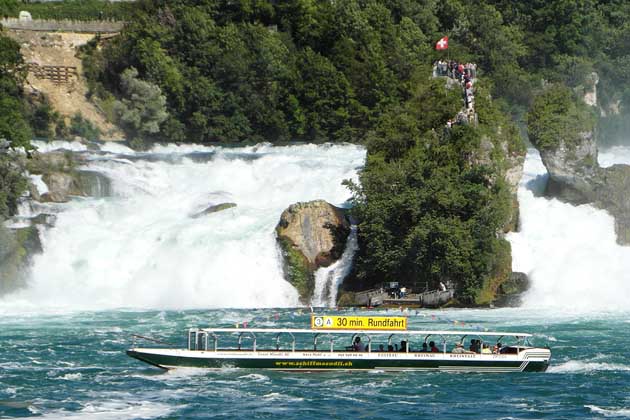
left=1, top=308, right=629, bottom=419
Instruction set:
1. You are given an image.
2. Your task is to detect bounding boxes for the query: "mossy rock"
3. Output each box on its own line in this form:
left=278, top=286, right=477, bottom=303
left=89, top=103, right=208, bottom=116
left=336, top=291, right=358, bottom=307
left=0, top=224, right=42, bottom=294
left=276, top=200, right=351, bottom=302
left=474, top=239, right=512, bottom=305
left=26, top=151, right=76, bottom=175
left=276, top=236, right=313, bottom=303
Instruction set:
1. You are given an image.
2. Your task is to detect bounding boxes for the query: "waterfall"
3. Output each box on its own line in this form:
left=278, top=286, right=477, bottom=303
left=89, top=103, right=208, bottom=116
left=508, top=147, right=630, bottom=311
left=1, top=142, right=365, bottom=312
left=311, top=226, right=358, bottom=308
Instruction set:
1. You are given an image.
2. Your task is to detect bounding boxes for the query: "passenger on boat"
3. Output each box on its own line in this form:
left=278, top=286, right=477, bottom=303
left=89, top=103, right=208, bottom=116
left=399, top=340, right=407, bottom=352
left=420, top=342, right=428, bottom=352
left=379, top=344, right=385, bottom=352
left=452, top=343, right=466, bottom=353
left=469, top=339, right=480, bottom=353
left=481, top=344, right=492, bottom=354
left=452, top=343, right=475, bottom=354
left=493, top=343, right=502, bottom=354
left=353, top=336, right=366, bottom=352
left=388, top=344, right=394, bottom=352
left=429, top=341, right=440, bottom=352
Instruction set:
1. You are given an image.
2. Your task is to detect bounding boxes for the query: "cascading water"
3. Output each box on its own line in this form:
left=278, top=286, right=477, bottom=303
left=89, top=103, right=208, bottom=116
left=1, top=142, right=365, bottom=311
left=311, top=226, right=358, bottom=308
left=508, top=147, right=630, bottom=311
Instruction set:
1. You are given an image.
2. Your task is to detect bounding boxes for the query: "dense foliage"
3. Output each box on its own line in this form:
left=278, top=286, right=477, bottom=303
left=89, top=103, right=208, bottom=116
left=527, top=84, right=596, bottom=152
left=346, top=79, right=519, bottom=303
left=0, top=33, right=30, bottom=149
left=83, top=0, right=440, bottom=144
left=0, top=32, right=30, bottom=219
left=0, top=0, right=134, bottom=21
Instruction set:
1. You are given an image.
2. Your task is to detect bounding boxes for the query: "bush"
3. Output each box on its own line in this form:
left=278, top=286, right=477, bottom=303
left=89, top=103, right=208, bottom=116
left=113, top=67, right=168, bottom=139
left=70, top=113, right=100, bottom=140
left=0, top=155, right=27, bottom=219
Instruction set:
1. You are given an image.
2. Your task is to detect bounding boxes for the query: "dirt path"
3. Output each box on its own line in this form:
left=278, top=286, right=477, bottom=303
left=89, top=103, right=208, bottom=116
left=8, top=30, right=124, bottom=141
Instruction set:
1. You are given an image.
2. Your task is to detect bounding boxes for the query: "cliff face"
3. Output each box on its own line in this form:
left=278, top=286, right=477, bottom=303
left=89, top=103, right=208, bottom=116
left=276, top=200, right=350, bottom=303
left=540, top=130, right=600, bottom=203
left=541, top=139, right=630, bottom=245
left=7, top=30, right=123, bottom=140
left=528, top=84, right=630, bottom=245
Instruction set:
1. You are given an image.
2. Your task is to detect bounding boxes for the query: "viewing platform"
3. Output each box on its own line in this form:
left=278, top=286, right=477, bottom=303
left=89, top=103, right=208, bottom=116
left=354, top=286, right=455, bottom=308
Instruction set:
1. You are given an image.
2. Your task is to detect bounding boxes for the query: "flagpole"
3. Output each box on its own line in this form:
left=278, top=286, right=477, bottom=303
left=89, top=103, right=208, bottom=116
left=447, top=34, right=450, bottom=62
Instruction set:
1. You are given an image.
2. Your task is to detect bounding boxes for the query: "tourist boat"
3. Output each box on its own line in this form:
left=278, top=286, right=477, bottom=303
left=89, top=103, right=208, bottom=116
left=127, top=315, right=551, bottom=373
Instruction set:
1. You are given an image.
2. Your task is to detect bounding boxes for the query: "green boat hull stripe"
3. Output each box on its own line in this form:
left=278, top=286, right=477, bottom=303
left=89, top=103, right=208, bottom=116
left=127, top=350, right=549, bottom=372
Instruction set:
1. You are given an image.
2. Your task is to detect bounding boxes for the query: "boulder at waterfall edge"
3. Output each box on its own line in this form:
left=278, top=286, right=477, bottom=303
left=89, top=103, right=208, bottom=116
left=25, top=151, right=112, bottom=202
left=0, top=223, right=42, bottom=295
left=528, top=83, right=630, bottom=245
left=276, top=200, right=350, bottom=303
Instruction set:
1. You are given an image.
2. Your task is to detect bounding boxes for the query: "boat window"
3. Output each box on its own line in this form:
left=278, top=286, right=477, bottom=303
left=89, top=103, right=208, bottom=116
left=188, top=331, right=197, bottom=351
left=237, top=332, right=257, bottom=351
left=196, top=332, right=207, bottom=351
left=274, top=332, right=295, bottom=352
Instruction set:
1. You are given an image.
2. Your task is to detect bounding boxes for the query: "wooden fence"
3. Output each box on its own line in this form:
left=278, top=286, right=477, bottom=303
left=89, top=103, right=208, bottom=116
left=28, top=63, right=78, bottom=84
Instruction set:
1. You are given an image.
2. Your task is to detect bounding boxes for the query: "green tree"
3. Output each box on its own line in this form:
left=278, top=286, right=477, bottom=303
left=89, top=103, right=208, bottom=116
left=0, top=156, right=27, bottom=219
left=0, top=96, right=31, bottom=149
left=527, top=84, right=596, bottom=151
left=113, top=67, right=169, bottom=138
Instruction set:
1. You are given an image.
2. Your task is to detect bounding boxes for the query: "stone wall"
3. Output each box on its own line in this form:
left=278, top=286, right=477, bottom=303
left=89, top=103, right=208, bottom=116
left=1, top=18, right=124, bottom=33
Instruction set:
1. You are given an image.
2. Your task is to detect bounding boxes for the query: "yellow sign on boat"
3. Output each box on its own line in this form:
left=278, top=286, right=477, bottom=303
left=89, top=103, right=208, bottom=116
left=311, top=315, right=407, bottom=331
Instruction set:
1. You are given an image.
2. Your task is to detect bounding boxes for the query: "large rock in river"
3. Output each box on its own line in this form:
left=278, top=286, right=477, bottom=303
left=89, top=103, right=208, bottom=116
left=276, top=200, right=350, bottom=303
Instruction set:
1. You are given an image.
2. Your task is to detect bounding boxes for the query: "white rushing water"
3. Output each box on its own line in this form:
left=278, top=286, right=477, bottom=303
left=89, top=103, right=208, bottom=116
left=508, top=147, right=630, bottom=311
left=5, top=140, right=630, bottom=313
left=312, top=226, right=358, bottom=308
left=2, top=142, right=365, bottom=311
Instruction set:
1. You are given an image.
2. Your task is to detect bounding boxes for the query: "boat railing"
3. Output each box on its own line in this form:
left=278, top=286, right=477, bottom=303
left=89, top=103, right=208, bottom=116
left=131, top=334, right=175, bottom=348
left=184, top=328, right=537, bottom=355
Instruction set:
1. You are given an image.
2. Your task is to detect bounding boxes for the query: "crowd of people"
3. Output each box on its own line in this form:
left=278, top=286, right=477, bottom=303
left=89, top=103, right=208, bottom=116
left=434, top=60, right=476, bottom=81
left=352, top=336, right=506, bottom=354
left=433, top=59, right=477, bottom=128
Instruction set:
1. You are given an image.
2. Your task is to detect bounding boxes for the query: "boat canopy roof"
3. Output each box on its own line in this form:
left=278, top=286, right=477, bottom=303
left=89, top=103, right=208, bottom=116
left=190, top=328, right=532, bottom=338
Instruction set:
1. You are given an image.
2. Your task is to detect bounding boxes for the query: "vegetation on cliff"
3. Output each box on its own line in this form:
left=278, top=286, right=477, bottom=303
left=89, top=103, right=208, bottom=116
left=527, top=84, right=596, bottom=152
left=0, top=32, right=30, bottom=219
left=81, top=1, right=441, bottom=145
left=1, top=0, right=133, bottom=21
left=346, top=80, right=519, bottom=304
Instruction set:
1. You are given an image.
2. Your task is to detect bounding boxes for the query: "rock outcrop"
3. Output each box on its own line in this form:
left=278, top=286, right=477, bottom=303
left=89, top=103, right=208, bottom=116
left=41, top=171, right=84, bottom=202
left=528, top=83, right=630, bottom=245
left=25, top=150, right=112, bottom=202
left=492, top=272, right=530, bottom=307
left=0, top=223, right=42, bottom=295
left=276, top=200, right=350, bottom=302
left=191, top=202, right=236, bottom=218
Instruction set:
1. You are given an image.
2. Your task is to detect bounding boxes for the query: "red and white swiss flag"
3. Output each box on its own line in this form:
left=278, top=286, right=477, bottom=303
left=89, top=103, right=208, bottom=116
left=435, top=36, right=449, bottom=50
